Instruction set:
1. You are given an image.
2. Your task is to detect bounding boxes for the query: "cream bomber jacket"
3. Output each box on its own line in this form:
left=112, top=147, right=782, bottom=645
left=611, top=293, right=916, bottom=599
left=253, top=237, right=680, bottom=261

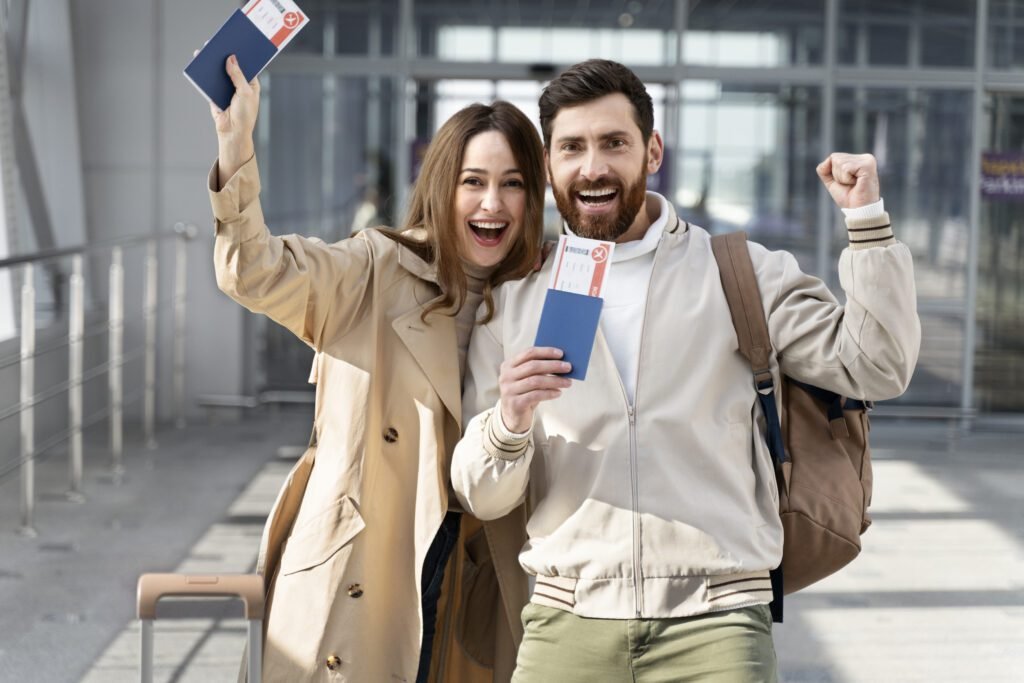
left=451, top=200, right=920, bottom=620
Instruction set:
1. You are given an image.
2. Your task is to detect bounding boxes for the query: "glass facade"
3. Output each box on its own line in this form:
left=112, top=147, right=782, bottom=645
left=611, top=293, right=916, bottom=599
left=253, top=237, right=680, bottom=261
left=838, top=0, right=976, bottom=68
left=256, top=75, right=396, bottom=391
left=982, top=1, right=1024, bottom=414
left=415, top=0, right=678, bottom=65
left=256, top=0, right=1024, bottom=415
left=287, top=0, right=399, bottom=56
left=989, top=0, right=1024, bottom=68
left=686, top=0, right=825, bottom=66
left=676, top=83, right=823, bottom=271
left=978, top=93, right=1024, bottom=412
left=834, top=88, right=973, bottom=407
left=261, top=75, right=397, bottom=237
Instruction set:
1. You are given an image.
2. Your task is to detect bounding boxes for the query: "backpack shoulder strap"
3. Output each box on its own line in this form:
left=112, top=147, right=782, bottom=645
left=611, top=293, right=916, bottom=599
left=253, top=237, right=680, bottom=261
left=710, top=231, right=773, bottom=390
left=711, top=231, right=788, bottom=624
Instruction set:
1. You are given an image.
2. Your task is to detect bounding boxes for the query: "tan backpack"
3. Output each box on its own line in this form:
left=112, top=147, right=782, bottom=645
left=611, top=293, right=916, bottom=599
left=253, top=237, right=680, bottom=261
left=711, top=232, right=874, bottom=621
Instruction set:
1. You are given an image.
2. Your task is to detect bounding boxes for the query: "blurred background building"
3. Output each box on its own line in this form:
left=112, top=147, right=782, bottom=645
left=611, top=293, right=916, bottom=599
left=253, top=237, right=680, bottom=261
left=2, top=0, right=1024, bottom=445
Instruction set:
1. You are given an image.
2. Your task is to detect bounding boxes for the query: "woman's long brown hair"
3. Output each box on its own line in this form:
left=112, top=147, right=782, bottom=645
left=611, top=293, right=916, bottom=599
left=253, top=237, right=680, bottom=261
left=382, top=101, right=545, bottom=323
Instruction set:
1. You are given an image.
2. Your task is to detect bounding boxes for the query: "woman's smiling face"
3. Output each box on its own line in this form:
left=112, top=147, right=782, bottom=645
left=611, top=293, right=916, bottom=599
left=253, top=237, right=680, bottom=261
left=454, top=130, right=527, bottom=268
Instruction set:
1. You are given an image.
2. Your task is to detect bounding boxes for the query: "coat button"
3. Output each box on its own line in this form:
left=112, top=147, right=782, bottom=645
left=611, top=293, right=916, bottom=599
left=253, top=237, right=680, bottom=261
left=347, top=583, right=364, bottom=598
left=383, top=427, right=398, bottom=443
left=326, top=655, right=341, bottom=670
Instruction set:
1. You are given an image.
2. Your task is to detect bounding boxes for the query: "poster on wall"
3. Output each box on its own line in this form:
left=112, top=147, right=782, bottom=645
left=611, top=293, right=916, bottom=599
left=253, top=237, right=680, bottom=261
left=980, top=151, right=1024, bottom=201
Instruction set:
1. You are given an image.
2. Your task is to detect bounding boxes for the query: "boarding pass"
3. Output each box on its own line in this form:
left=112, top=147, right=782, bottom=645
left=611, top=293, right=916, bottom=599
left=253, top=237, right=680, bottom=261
left=547, top=234, right=616, bottom=298
left=242, top=0, right=309, bottom=49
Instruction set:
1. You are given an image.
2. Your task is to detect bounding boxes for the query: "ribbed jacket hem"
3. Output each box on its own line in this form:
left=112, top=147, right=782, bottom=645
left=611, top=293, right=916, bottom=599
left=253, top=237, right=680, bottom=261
left=530, top=570, right=773, bottom=619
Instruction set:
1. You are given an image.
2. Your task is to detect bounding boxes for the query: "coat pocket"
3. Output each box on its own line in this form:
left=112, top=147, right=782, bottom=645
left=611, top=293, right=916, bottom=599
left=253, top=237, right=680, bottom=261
left=279, top=495, right=365, bottom=576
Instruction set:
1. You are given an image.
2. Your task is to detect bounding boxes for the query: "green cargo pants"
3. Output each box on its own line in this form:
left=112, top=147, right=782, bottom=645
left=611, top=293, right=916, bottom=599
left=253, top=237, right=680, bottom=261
left=512, top=603, right=778, bottom=683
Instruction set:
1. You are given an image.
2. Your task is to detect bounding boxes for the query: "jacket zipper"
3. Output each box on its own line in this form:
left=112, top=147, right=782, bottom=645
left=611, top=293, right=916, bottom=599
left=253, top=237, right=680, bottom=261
left=618, top=238, right=665, bottom=618
left=627, top=404, right=642, bottom=618
left=611, top=368, right=643, bottom=618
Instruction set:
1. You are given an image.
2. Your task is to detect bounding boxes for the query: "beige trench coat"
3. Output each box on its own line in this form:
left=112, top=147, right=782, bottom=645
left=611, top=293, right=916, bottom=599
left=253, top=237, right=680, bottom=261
left=210, top=158, right=528, bottom=682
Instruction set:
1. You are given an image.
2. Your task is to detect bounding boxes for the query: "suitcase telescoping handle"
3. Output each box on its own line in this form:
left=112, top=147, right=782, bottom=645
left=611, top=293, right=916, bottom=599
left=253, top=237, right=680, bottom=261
left=136, top=573, right=264, bottom=683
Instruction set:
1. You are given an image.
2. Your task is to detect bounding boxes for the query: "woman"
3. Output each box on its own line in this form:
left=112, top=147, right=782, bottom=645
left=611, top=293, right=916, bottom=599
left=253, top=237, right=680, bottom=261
left=208, top=55, right=538, bottom=682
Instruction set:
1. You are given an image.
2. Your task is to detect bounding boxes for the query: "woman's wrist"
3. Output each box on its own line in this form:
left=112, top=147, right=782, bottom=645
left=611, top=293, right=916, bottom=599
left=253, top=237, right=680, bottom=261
left=217, top=136, right=255, bottom=187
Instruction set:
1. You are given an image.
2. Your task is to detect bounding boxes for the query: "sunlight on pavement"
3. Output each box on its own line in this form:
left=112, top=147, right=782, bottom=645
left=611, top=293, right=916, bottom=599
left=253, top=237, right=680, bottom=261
left=868, top=459, right=970, bottom=513
left=799, top=607, right=1024, bottom=683
left=804, top=460, right=1023, bottom=595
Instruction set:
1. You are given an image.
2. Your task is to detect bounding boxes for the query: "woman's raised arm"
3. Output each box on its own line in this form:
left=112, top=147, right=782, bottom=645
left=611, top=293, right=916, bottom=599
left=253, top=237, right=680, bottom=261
left=211, top=54, right=259, bottom=187
left=205, top=54, right=376, bottom=350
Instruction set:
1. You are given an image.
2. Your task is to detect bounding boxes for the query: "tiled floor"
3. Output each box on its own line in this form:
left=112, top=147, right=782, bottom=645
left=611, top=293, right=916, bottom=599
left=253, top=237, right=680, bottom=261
left=2, top=416, right=1022, bottom=682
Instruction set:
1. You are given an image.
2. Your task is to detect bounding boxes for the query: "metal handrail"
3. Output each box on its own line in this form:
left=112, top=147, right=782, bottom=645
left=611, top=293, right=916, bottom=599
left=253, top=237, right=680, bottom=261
left=0, top=310, right=179, bottom=371
left=0, top=346, right=146, bottom=425
left=2, top=224, right=197, bottom=535
left=0, top=223, right=194, bottom=270
left=0, top=386, right=147, bottom=484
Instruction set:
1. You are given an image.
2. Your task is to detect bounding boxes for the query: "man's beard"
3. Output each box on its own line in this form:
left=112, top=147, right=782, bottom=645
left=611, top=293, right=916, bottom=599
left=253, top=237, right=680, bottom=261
left=551, top=160, right=648, bottom=242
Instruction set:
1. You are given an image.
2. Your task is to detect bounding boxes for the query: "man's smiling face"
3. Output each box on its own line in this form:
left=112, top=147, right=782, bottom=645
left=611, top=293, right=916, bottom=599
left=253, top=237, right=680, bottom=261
left=546, top=93, right=663, bottom=243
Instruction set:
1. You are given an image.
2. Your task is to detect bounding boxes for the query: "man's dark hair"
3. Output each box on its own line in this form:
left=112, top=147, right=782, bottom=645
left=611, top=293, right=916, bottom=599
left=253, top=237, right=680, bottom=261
left=538, top=59, right=654, bottom=150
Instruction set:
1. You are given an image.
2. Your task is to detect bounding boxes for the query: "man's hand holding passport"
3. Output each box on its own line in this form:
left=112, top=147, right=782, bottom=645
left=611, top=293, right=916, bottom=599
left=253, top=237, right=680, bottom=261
left=534, top=234, right=616, bottom=381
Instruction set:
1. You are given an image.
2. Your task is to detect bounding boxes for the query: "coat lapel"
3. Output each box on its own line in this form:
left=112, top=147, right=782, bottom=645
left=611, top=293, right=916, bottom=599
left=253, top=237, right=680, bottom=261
left=392, top=304, right=462, bottom=428
left=389, top=238, right=464, bottom=428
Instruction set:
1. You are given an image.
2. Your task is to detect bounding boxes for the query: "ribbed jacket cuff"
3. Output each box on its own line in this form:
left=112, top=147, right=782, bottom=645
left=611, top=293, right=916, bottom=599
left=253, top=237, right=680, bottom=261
left=482, top=406, right=531, bottom=462
left=846, top=211, right=895, bottom=250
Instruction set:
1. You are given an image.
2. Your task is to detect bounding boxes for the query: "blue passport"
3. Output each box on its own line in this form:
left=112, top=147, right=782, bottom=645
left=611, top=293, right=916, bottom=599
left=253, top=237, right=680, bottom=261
left=183, top=10, right=278, bottom=111
left=534, top=289, right=604, bottom=381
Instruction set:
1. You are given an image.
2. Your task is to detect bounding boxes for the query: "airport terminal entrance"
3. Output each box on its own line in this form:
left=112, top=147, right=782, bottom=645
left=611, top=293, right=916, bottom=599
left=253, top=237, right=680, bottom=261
left=976, top=92, right=1024, bottom=412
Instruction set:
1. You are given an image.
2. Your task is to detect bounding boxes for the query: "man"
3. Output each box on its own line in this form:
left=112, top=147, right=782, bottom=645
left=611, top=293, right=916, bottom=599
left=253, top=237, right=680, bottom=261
left=452, top=60, right=920, bottom=682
